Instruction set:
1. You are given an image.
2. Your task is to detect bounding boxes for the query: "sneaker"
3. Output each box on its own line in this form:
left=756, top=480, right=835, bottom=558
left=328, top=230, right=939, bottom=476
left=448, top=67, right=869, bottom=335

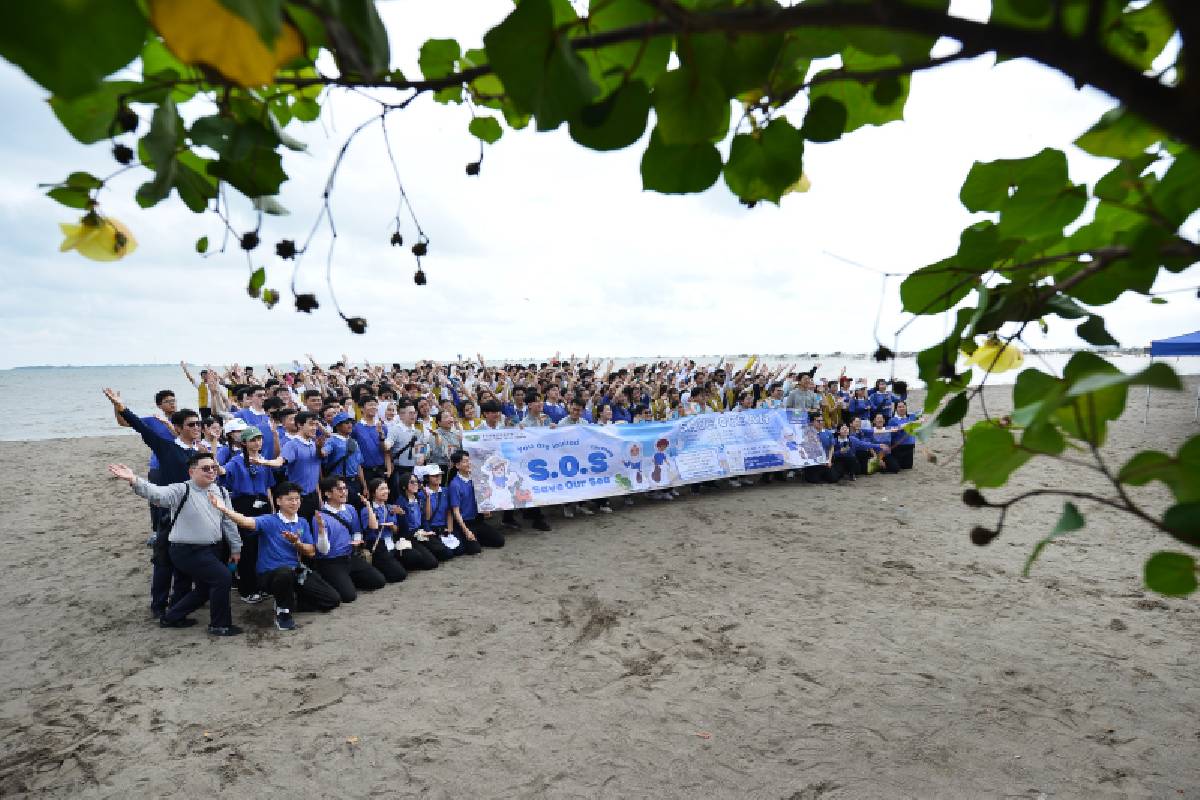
left=670, top=489, right=681, bottom=498
left=501, top=519, right=521, bottom=530
left=274, top=611, right=296, bottom=631
left=159, top=617, right=197, bottom=629
left=727, top=479, right=742, bottom=488
left=239, top=592, right=265, bottom=604
left=207, top=624, right=244, bottom=637
left=563, top=506, right=575, bottom=519
left=579, top=506, right=595, bottom=516
left=599, top=505, right=612, bottom=514
left=532, top=519, right=551, bottom=532
left=786, top=470, right=796, bottom=480
left=624, top=498, right=635, bottom=506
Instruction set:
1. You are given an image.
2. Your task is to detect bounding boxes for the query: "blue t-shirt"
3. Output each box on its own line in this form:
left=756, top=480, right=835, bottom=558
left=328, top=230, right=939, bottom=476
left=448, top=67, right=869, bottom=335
left=351, top=421, right=387, bottom=468
left=543, top=403, right=566, bottom=423
left=321, top=435, right=363, bottom=478
left=281, top=436, right=320, bottom=493
left=421, top=488, right=450, bottom=528
left=887, top=414, right=919, bottom=447
left=448, top=474, right=478, bottom=521
left=316, top=505, right=359, bottom=559
left=142, top=416, right=174, bottom=471
left=254, top=514, right=313, bottom=574
left=359, top=502, right=397, bottom=543
left=222, top=452, right=276, bottom=498
left=236, top=409, right=276, bottom=459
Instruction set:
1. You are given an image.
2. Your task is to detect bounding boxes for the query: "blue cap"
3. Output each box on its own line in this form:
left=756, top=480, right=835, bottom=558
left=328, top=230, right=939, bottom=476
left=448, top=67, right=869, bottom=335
left=331, top=411, right=354, bottom=428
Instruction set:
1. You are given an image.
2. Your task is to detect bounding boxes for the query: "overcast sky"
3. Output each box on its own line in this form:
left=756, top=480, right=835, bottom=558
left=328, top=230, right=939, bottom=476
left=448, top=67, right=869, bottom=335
left=0, top=0, right=1194, bottom=370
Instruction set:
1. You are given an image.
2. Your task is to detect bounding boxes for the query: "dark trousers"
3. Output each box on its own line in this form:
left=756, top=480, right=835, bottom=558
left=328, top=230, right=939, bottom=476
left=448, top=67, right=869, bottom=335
left=260, top=566, right=340, bottom=613
left=299, top=491, right=320, bottom=522
left=855, top=450, right=873, bottom=475
left=803, top=464, right=834, bottom=483
left=465, top=517, right=504, bottom=548
left=363, top=538, right=408, bottom=583
left=423, top=529, right=456, bottom=561
left=231, top=494, right=270, bottom=596
left=151, top=524, right=193, bottom=615
left=340, top=476, right=364, bottom=509
left=831, top=455, right=858, bottom=481
left=164, top=543, right=233, bottom=627
left=399, top=539, right=439, bottom=571
left=313, top=554, right=386, bottom=602
left=502, top=507, right=547, bottom=526
left=894, top=443, right=915, bottom=470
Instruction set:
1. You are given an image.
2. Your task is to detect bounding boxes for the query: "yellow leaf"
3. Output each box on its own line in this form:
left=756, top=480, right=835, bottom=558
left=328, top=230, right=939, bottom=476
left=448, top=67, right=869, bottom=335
left=783, top=173, right=812, bottom=195
left=964, top=337, right=1024, bottom=373
left=150, top=0, right=304, bottom=88
left=59, top=214, right=137, bottom=262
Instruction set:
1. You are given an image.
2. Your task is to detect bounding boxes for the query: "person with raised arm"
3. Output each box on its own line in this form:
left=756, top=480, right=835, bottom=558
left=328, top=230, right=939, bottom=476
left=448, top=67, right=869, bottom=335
left=108, top=453, right=244, bottom=636
left=278, top=411, right=322, bottom=520
left=103, top=387, right=206, bottom=619
left=209, top=481, right=340, bottom=630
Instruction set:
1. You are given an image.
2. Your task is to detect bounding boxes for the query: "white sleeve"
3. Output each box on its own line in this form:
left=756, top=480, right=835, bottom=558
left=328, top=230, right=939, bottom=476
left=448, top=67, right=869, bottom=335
left=315, top=516, right=331, bottom=554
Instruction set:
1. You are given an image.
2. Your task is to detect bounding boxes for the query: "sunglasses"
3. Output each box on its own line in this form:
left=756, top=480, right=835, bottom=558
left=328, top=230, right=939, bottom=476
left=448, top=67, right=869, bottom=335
left=194, top=464, right=219, bottom=473
left=183, top=420, right=202, bottom=427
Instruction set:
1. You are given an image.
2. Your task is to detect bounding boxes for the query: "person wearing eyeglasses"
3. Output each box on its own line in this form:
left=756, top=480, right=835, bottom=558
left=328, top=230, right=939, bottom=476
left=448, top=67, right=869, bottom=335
left=312, top=476, right=387, bottom=603
left=102, top=387, right=208, bottom=620
left=107, top=452, right=244, bottom=636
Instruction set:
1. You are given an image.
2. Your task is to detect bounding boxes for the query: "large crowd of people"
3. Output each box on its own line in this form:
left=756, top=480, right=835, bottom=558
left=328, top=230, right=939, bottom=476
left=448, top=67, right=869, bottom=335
left=104, top=354, right=922, bottom=636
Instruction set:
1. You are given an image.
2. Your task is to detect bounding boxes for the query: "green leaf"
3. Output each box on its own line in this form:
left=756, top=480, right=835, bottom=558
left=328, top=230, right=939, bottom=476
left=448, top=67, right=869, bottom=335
left=720, top=30, right=787, bottom=95
left=419, top=38, right=461, bottom=80
left=1093, top=153, right=1158, bottom=203
left=216, top=0, right=282, bottom=46
left=468, top=116, right=504, bottom=145
left=141, top=96, right=181, bottom=170
left=174, top=160, right=216, bottom=213
left=206, top=121, right=287, bottom=198
left=808, top=47, right=908, bottom=134
left=1105, top=1, right=1175, bottom=71
left=1150, top=296, right=1168, bottom=304
left=651, top=67, right=730, bottom=145
left=484, top=0, right=597, bottom=131
left=1163, top=503, right=1200, bottom=547
left=1066, top=361, right=1182, bottom=397
left=1076, top=315, right=1119, bottom=346
left=1022, top=501, right=1084, bottom=577
left=962, top=421, right=1031, bottom=488
left=1143, top=551, right=1197, bottom=597
left=800, top=96, right=847, bottom=143
left=248, top=266, right=266, bottom=297
left=322, top=0, right=390, bottom=78
left=934, top=391, right=968, bottom=427
left=568, top=80, right=651, bottom=151
left=722, top=118, right=804, bottom=205
left=0, top=0, right=147, bottom=99
left=262, top=288, right=280, bottom=308
left=899, top=259, right=976, bottom=314
left=1149, top=150, right=1200, bottom=228
left=1075, top=109, right=1164, bottom=159
left=960, top=148, right=1088, bottom=238
left=1020, top=421, right=1066, bottom=455
left=640, top=127, right=722, bottom=194
left=586, top=0, right=672, bottom=87
left=196, top=236, right=209, bottom=254
left=49, top=81, right=140, bottom=144
left=1011, top=367, right=1062, bottom=427
left=47, top=187, right=92, bottom=209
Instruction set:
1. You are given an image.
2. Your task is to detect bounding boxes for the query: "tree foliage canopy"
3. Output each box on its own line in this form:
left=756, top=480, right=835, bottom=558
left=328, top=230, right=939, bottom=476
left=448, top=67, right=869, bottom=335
left=2, top=0, right=1198, bottom=593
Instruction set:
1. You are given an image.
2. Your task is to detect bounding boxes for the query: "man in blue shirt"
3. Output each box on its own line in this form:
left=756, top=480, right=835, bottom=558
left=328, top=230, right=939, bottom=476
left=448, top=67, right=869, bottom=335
left=312, top=476, right=387, bottom=602
left=279, top=411, right=322, bottom=520
left=235, top=385, right=277, bottom=460
left=351, top=395, right=390, bottom=484
left=211, top=481, right=341, bottom=630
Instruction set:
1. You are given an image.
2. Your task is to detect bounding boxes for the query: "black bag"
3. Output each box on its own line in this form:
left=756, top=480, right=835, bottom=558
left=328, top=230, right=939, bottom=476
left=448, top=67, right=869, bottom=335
left=151, top=484, right=191, bottom=566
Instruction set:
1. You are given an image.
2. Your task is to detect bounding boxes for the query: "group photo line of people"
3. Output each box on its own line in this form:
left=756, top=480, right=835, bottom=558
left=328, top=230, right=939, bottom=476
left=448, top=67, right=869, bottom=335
left=103, top=354, right=923, bottom=637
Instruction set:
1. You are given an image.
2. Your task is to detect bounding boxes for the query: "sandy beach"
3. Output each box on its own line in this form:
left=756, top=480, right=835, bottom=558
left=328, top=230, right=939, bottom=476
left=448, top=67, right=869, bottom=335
left=1, top=381, right=1197, bottom=799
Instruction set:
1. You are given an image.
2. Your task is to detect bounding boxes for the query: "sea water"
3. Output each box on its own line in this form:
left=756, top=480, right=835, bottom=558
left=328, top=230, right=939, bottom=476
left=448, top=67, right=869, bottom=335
left=0, top=353, right=1194, bottom=442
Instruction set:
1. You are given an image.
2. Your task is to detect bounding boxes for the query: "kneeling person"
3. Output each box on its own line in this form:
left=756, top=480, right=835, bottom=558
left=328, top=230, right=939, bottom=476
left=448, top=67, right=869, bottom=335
left=210, top=481, right=340, bottom=630
left=313, top=477, right=387, bottom=602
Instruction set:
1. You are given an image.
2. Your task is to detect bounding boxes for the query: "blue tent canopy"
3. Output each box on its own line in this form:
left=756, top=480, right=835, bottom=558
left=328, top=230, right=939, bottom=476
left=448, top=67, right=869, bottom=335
left=1149, top=330, right=1200, bottom=357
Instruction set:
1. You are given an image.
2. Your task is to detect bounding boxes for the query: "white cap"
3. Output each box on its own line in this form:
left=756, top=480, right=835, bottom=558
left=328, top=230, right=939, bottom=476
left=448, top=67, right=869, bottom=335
left=223, top=417, right=248, bottom=435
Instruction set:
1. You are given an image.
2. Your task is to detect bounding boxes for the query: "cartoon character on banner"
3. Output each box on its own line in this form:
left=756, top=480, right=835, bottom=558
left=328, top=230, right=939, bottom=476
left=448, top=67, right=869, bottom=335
left=650, top=437, right=676, bottom=486
left=619, top=442, right=645, bottom=492
left=483, top=452, right=532, bottom=508
left=798, top=425, right=825, bottom=463
left=782, top=427, right=803, bottom=466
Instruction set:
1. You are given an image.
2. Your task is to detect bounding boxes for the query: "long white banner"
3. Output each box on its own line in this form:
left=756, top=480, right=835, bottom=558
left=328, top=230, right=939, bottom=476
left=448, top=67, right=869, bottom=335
left=461, top=408, right=826, bottom=511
